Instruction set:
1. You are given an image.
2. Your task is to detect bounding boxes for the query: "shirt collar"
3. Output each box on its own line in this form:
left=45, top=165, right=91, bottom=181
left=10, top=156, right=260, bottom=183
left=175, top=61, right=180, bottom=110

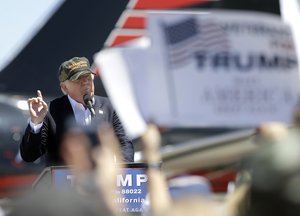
left=67, top=95, right=95, bottom=110
left=68, top=95, right=84, bottom=111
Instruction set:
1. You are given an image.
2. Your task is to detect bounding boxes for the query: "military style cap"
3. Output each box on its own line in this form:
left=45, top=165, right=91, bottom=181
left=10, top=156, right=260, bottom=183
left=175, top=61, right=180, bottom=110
left=58, top=57, right=95, bottom=82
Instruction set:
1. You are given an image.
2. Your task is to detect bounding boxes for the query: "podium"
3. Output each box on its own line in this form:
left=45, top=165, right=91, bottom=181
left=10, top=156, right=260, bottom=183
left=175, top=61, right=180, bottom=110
left=32, top=163, right=149, bottom=214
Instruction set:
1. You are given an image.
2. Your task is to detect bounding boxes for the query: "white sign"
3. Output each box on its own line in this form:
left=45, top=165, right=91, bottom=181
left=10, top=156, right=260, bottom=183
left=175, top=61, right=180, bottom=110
left=95, top=10, right=300, bottom=138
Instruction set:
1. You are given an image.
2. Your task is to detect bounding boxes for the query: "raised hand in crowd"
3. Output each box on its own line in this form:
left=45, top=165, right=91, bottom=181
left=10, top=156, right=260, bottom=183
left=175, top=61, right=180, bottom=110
left=93, top=124, right=125, bottom=216
left=141, top=124, right=226, bottom=216
left=141, top=124, right=172, bottom=216
left=61, top=128, right=93, bottom=187
left=61, top=125, right=118, bottom=216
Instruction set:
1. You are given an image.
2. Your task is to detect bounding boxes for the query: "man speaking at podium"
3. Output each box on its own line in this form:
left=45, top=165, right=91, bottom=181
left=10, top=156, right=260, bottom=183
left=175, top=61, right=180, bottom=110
left=20, top=57, right=134, bottom=166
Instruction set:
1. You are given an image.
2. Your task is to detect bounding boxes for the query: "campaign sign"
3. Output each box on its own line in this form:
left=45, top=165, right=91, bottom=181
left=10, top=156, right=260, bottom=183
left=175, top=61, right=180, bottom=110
left=95, top=10, right=300, bottom=138
left=146, top=10, right=300, bottom=127
left=51, top=165, right=148, bottom=213
left=115, top=168, right=148, bottom=213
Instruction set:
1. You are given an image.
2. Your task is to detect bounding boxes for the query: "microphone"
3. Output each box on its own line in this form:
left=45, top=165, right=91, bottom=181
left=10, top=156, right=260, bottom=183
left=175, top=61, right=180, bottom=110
left=83, top=94, right=96, bottom=117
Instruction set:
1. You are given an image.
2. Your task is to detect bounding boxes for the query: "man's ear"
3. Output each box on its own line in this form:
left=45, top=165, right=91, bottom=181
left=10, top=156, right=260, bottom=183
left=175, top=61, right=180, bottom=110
left=60, top=82, right=68, bottom=94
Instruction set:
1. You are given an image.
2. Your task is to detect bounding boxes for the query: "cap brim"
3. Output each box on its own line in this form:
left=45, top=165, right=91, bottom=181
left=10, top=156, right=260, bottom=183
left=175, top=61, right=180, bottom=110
left=68, top=69, right=95, bottom=81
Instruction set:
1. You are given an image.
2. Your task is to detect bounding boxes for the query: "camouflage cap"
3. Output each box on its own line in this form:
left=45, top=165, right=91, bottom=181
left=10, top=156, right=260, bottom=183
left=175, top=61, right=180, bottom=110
left=58, top=57, right=95, bottom=82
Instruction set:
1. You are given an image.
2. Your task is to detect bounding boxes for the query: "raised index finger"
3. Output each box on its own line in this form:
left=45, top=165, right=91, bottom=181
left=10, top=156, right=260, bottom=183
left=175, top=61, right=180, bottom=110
left=37, top=90, right=43, bottom=99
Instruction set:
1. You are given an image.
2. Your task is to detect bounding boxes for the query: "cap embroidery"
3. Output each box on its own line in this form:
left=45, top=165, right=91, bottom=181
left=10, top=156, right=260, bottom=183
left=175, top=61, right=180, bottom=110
left=68, top=61, right=89, bottom=72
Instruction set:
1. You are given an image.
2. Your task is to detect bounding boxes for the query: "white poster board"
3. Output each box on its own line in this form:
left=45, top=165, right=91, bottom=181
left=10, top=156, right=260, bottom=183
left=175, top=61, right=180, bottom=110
left=95, top=10, right=300, bottom=138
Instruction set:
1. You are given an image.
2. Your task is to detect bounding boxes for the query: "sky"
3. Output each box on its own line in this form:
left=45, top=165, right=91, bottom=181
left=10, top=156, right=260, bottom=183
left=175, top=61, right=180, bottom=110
left=0, top=0, right=64, bottom=71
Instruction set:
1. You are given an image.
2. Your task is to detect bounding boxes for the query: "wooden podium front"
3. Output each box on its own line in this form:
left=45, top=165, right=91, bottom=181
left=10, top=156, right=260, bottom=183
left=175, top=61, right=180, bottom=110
left=32, top=163, right=148, bottom=214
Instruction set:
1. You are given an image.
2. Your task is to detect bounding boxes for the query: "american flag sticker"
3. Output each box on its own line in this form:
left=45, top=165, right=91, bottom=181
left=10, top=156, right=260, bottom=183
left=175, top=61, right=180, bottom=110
left=163, top=17, right=230, bottom=67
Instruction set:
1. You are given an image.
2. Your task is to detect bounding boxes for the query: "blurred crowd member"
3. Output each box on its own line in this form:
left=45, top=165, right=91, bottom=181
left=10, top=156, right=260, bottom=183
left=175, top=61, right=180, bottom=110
left=9, top=188, right=112, bottom=216
left=224, top=120, right=300, bottom=216
left=141, top=124, right=172, bottom=216
left=20, top=57, right=134, bottom=167
left=60, top=127, right=96, bottom=194
left=244, top=123, right=300, bottom=216
left=93, top=124, right=126, bottom=216
left=222, top=122, right=290, bottom=216
left=141, top=124, right=225, bottom=216
left=62, top=124, right=130, bottom=216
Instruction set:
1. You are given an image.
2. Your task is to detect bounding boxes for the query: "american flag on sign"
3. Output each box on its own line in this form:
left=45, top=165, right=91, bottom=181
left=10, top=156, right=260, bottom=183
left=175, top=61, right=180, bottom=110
left=163, top=17, right=230, bottom=67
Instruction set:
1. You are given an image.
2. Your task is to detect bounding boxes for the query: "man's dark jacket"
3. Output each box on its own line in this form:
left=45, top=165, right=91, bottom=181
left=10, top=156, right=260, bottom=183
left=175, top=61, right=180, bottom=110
left=20, top=95, right=134, bottom=166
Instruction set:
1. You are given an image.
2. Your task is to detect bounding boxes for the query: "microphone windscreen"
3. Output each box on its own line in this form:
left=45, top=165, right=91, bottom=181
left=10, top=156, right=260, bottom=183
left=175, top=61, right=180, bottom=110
left=83, top=94, right=92, bottom=105
left=83, top=94, right=96, bottom=117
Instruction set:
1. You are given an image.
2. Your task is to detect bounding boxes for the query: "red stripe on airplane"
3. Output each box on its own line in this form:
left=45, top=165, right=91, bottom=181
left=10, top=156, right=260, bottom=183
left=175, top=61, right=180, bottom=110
left=130, top=0, right=209, bottom=9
